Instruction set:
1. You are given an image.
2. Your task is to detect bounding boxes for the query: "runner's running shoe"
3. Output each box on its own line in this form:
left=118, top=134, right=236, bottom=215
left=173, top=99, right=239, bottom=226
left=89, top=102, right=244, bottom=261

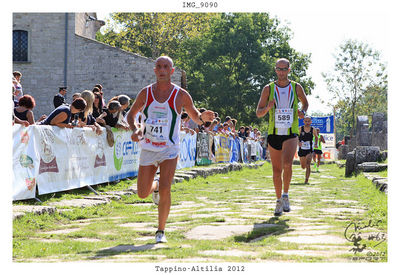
left=155, top=230, right=167, bottom=243
left=274, top=199, right=283, bottom=216
left=282, top=194, right=291, bottom=212
left=152, top=179, right=160, bottom=205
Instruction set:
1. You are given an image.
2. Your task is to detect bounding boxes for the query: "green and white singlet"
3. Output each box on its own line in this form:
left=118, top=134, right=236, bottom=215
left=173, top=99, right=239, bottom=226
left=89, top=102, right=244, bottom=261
left=267, top=81, right=299, bottom=136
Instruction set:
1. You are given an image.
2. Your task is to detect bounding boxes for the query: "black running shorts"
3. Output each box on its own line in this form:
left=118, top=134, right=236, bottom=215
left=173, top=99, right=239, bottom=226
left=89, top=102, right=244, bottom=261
left=267, top=134, right=298, bottom=151
left=298, top=149, right=313, bottom=157
left=314, top=149, right=323, bottom=155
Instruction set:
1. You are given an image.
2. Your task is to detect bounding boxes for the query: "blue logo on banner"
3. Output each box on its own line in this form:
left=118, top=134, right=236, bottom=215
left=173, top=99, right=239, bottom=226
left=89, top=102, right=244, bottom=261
left=298, top=116, right=334, bottom=134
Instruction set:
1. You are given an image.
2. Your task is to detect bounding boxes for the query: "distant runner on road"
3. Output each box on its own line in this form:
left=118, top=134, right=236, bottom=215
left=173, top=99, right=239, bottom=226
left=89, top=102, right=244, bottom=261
left=298, top=116, right=318, bottom=184
left=256, top=58, right=309, bottom=217
left=312, top=128, right=325, bottom=172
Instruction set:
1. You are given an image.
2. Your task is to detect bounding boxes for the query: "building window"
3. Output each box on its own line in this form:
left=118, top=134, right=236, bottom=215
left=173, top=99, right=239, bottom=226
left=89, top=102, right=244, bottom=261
left=13, top=30, right=28, bottom=62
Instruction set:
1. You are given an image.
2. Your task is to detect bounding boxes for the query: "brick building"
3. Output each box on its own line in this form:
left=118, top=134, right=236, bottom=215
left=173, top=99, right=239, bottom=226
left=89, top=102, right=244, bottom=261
left=12, top=12, right=183, bottom=119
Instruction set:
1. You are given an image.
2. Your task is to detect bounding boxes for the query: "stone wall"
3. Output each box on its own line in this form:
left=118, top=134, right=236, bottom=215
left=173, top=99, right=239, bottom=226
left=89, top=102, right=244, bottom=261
left=71, top=34, right=182, bottom=104
left=13, top=13, right=74, bottom=119
left=13, top=13, right=183, bottom=119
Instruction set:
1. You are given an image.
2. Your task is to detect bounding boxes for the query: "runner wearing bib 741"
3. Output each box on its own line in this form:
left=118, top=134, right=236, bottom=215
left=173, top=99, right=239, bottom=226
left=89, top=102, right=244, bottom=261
left=256, top=58, right=309, bottom=217
left=127, top=56, right=215, bottom=243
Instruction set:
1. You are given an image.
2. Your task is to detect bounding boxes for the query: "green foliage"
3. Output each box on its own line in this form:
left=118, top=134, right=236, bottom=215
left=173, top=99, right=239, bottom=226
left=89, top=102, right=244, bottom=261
left=97, top=12, right=314, bottom=128
left=97, top=13, right=217, bottom=60
left=177, top=13, right=313, bottom=126
left=322, top=39, right=387, bottom=138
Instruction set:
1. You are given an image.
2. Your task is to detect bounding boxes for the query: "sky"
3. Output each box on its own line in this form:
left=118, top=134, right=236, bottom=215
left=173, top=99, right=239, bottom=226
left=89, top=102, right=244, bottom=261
left=96, top=0, right=390, bottom=115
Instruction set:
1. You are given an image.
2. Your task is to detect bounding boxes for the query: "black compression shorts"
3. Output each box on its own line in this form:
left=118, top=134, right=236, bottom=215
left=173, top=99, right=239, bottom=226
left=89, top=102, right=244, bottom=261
left=314, top=149, right=323, bottom=155
left=267, top=134, right=298, bottom=151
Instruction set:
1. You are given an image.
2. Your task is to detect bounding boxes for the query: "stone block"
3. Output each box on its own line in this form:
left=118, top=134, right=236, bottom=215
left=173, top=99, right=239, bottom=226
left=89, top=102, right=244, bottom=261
left=357, top=162, right=387, bottom=172
left=356, top=116, right=371, bottom=146
left=338, top=145, right=349, bottom=160
left=355, top=146, right=381, bottom=164
left=345, top=151, right=356, bottom=177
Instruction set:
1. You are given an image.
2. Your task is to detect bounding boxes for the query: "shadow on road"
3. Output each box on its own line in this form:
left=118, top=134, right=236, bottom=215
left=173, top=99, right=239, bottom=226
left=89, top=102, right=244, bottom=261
left=87, top=243, right=169, bottom=259
left=234, top=217, right=293, bottom=243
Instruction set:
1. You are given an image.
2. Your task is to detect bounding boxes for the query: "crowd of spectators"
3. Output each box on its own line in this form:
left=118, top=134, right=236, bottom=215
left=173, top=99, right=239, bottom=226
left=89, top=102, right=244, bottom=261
left=12, top=71, right=133, bottom=147
left=12, top=70, right=268, bottom=159
left=180, top=111, right=268, bottom=161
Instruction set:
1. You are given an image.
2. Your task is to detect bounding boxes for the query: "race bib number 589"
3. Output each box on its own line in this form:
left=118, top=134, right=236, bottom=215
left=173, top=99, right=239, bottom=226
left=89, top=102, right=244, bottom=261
left=275, top=108, right=293, bottom=128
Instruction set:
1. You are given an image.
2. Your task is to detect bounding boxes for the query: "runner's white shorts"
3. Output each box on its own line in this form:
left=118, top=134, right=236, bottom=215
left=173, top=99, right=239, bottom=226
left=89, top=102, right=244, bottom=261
left=139, top=146, right=180, bottom=167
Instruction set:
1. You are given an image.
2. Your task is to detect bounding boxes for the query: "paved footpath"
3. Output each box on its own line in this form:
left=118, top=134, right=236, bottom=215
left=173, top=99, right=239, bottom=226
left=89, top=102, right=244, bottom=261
left=13, top=162, right=387, bottom=263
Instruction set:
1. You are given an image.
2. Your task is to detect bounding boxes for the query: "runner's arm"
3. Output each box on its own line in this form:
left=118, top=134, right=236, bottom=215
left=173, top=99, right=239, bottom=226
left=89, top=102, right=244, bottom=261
left=126, top=88, right=147, bottom=131
left=256, top=85, right=275, bottom=118
left=313, top=128, right=319, bottom=148
left=181, top=89, right=214, bottom=125
left=296, top=83, right=308, bottom=119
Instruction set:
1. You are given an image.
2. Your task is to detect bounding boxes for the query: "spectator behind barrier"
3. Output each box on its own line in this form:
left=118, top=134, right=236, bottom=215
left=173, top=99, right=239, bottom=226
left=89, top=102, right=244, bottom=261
left=238, top=126, right=246, bottom=140
left=78, top=90, right=102, bottom=135
left=72, top=92, right=81, bottom=102
left=40, top=98, right=87, bottom=128
left=14, top=95, right=46, bottom=125
left=93, top=84, right=106, bottom=107
left=92, top=90, right=104, bottom=118
left=53, top=86, right=68, bottom=109
left=96, top=100, right=130, bottom=130
left=13, top=71, right=23, bottom=101
left=180, top=112, right=195, bottom=135
left=109, top=95, right=131, bottom=117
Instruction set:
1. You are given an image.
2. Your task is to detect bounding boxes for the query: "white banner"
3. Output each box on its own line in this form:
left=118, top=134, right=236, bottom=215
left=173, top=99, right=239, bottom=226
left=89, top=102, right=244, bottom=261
left=13, top=125, right=37, bottom=200
left=320, top=133, right=335, bottom=148
left=177, top=131, right=197, bottom=169
left=13, top=125, right=140, bottom=200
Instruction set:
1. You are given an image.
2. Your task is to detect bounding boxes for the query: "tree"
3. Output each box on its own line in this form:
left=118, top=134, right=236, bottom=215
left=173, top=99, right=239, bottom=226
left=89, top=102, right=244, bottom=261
left=322, top=40, right=386, bottom=137
left=177, top=13, right=314, bottom=126
left=97, top=13, right=217, bottom=60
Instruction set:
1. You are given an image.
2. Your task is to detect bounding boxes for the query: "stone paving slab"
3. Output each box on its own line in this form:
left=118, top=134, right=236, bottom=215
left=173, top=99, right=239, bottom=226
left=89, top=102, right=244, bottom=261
left=199, top=249, right=259, bottom=257
left=319, top=207, right=366, bottom=214
left=13, top=205, right=56, bottom=220
left=48, top=198, right=109, bottom=208
left=185, top=224, right=281, bottom=240
left=97, top=243, right=167, bottom=254
left=278, top=235, right=348, bottom=244
left=42, top=227, right=82, bottom=235
left=274, top=249, right=348, bottom=257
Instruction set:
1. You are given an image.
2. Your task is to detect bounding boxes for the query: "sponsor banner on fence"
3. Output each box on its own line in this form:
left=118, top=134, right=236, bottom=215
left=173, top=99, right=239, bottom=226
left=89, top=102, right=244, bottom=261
left=320, top=133, right=335, bottom=148
left=196, top=132, right=212, bottom=166
left=177, top=131, right=197, bottom=169
left=13, top=125, right=37, bottom=200
left=214, top=134, right=231, bottom=163
left=13, top=125, right=140, bottom=200
left=13, top=127, right=261, bottom=200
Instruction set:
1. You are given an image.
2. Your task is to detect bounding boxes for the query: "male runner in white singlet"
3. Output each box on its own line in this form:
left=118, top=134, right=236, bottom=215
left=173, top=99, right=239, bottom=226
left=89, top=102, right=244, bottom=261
left=126, top=56, right=215, bottom=243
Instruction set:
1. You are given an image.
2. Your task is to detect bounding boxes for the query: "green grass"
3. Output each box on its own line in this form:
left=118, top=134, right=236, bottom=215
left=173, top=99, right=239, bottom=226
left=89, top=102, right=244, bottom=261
left=13, top=162, right=387, bottom=262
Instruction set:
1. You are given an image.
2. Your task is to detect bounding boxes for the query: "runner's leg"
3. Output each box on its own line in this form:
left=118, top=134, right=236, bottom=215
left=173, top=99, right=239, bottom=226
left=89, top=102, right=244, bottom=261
left=137, top=165, right=159, bottom=199
left=157, top=156, right=178, bottom=231
left=268, top=146, right=283, bottom=199
left=282, top=137, right=297, bottom=193
left=305, top=153, right=312, bottom=182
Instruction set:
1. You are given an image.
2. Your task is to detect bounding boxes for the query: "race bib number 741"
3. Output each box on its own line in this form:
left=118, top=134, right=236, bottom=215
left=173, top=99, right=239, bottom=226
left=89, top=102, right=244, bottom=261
left=275, top=108, right=293, bottom=128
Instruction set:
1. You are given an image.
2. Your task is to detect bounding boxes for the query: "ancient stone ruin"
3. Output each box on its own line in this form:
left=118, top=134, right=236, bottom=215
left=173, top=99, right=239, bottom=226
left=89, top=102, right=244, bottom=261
left=344, top=113, right=387, bottom=177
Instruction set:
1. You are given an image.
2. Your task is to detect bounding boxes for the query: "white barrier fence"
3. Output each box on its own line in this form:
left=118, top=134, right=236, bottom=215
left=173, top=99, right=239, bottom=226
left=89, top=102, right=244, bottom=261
left=15, top=124, right=335, bottom=201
